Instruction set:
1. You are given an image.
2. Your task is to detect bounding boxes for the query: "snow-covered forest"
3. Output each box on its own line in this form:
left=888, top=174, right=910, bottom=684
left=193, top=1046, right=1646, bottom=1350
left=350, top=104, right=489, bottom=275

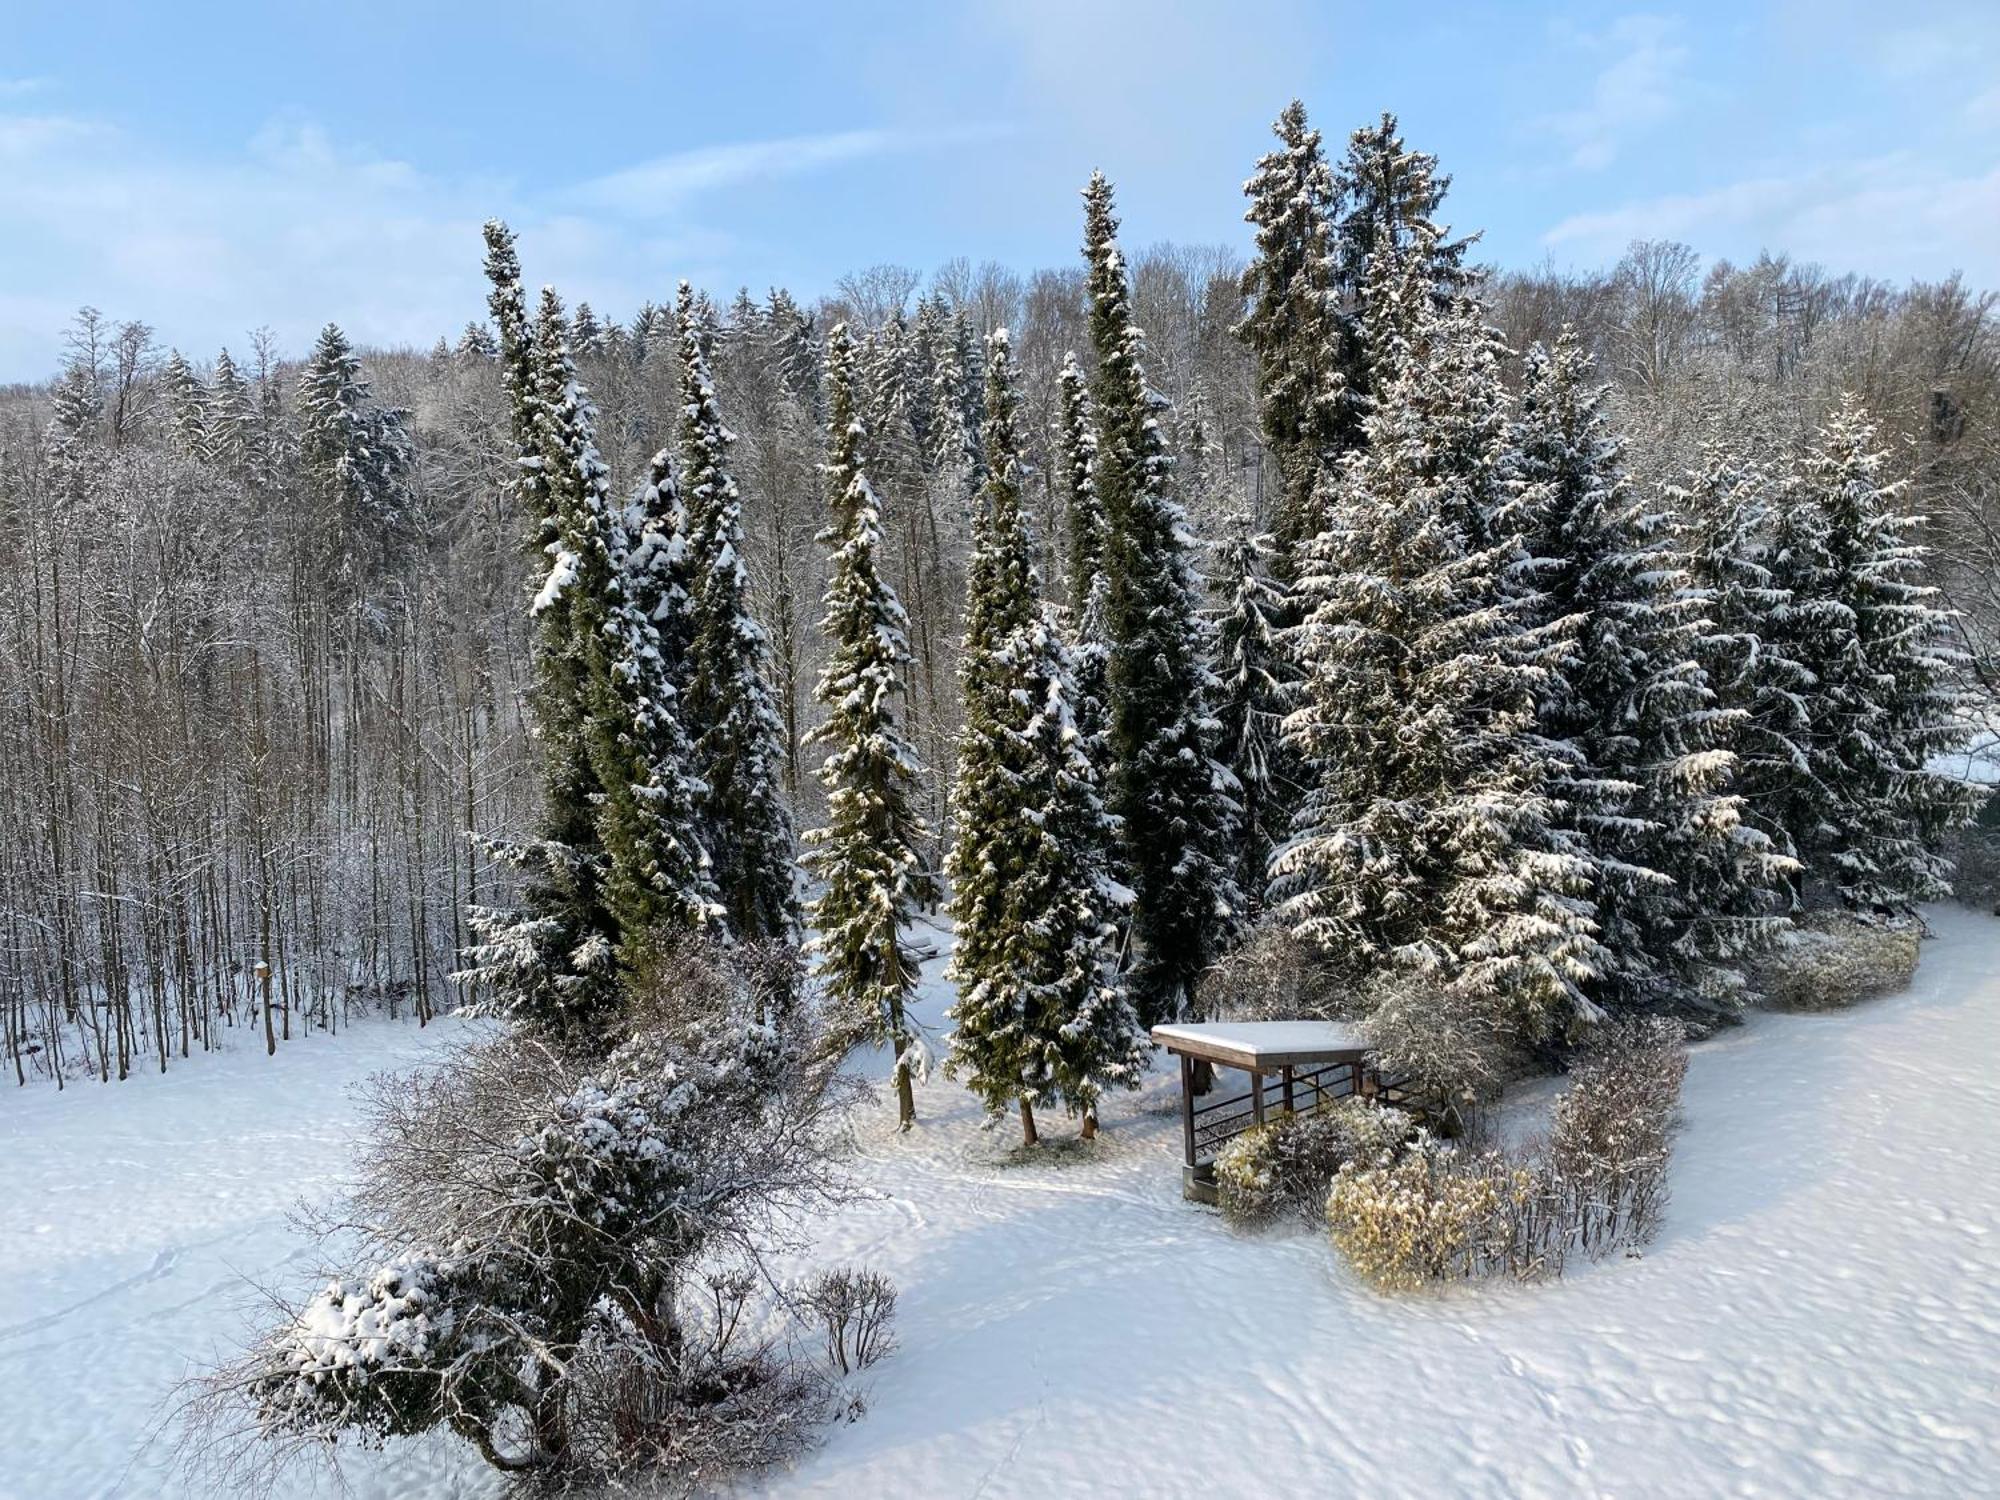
left=2, top=91, right=1998, bottom=1496
left=2, top=106, right=1994, bottom=1086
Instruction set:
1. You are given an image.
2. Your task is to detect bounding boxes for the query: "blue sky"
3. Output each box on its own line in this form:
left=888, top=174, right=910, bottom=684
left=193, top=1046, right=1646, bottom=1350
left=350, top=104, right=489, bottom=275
left=0, top=0, right=1994, bottom=380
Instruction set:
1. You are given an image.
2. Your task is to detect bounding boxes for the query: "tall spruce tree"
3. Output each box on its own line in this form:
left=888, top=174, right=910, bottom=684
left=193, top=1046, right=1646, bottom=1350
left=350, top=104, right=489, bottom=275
left=296, top=323, right=416, bottom=546
left=1082, top=171, right=1242, bottom=1025
left=1057, top=351, right=1114, bottom=777
left=1511, top=332, right=1791, bottom=1012
left=158, top=350, right=210, bottom=460
left=531, top=289, right=717, bottom=972
left=462, top=224, right=620, bottom=1030
left=1212, top=522, right=1297, bottom=922
left=675, top=282, right=800, bottom=942
left=1238, top=100, right=1352, bottom=568
left=206, top=348, right=253, bottom=472
left=946, top=331, right=1140, bottom=1144
left=805, top=324, right=930, bottom=1129
left=1275, top=250, right=1606, bottom=1041
left=1767, top=399, right=1981, bottom=913
left=461, top=224, right=714, bottom=1038
left=1669, top=432, right=1814, bottom=869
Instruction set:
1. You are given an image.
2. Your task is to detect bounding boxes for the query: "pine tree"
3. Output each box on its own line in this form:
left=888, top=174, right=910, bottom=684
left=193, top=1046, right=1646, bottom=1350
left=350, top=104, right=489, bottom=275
left=1511, top=332, right=1791, bottom=1012
left=1275, top=251, right=1605, bottom=1042
left=805, top=324, right=931, bottom=1129
left=1082, top=171, right=1241, bottom=1024
left=1767, top=398, right=1981, bottom=913
left=1238, top=99, right=1352, bottom=568
left=158, top=350, right=210, bottom=460
left=1212, top=523, right=1297, bottom=922
left=675, top=282, right=800, bottom=942
left=946, top=331, right=1140, bottom=1144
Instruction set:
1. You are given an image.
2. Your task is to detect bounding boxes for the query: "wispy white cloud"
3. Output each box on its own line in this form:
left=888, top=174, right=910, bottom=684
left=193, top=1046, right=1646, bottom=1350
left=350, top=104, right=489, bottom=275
left=1538, top=14, right=1690, bottom=171
left=0, top=112, right=963, bottom=378
left=575, top=129, right=914, bottom=213
left=1543, top=154, right=2000, bottom=284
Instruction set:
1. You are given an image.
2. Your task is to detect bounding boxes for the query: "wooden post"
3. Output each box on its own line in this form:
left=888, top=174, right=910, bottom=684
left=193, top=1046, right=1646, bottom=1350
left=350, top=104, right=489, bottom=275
left=1250, top=1069, right=1266, bottom=1127
left=1178, top=1053, right=1196, bottom=1169
left=1282, top=1066, right=1295, bottom=1115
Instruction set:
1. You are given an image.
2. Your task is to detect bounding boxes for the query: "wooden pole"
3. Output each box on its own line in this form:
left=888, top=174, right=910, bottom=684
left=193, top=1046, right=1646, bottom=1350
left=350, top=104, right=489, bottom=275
left=1250, top=1069, right=1266, bottom=1127
left=1178, top=1053, right=1196, bottom=1170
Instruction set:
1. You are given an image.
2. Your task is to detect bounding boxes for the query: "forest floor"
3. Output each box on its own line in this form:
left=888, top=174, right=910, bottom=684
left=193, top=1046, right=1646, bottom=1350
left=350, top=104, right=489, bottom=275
left=4, top=908, right=1999, bottom=1499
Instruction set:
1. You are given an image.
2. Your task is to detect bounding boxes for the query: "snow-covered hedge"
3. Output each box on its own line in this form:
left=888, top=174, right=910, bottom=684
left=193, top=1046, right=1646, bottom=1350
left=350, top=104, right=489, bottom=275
left=1326, top=1020, right=1688, bottom=1289
left=1214, top=1099, right=1412, bottom=1228
left=1751, top=912, right=1920, bottom=1012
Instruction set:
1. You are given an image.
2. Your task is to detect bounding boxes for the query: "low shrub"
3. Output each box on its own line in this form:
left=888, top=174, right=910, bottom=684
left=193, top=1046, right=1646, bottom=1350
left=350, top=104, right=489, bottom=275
left=797, top=1266, right=898, bottom=1375
left=1326, top=1020, right=1690, bottom=1290
left=1325, top=1136, right=1539, bottom=1290
left=1360, top=972, right=1514, bottom=1140
left=1750, top=911, right=1919, bottom=1012
left=1214, top=1099, right=1412, bottom=1228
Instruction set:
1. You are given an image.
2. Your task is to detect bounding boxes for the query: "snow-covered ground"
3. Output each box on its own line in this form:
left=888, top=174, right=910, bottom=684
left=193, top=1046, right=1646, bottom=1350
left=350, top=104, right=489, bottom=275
left=6, top=910, right=1999, bottom=1499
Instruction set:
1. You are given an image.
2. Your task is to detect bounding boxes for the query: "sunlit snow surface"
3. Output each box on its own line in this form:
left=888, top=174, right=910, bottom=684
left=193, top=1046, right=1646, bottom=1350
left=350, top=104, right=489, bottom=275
left=5, top=910, right=1999, bottom=1499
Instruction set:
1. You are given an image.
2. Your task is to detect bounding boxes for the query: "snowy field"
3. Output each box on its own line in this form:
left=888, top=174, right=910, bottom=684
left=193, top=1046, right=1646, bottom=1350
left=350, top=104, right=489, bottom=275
left=5, top=910, right=1999, bottom=1499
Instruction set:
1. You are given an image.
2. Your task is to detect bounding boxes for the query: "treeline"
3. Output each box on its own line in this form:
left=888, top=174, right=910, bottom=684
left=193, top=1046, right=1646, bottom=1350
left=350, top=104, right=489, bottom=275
left=3, top=103, right=1994, bottom=1085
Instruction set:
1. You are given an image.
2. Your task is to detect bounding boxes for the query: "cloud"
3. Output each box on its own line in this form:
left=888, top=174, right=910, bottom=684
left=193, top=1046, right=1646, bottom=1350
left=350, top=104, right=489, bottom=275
left=1538, top=14, right=1690, bottom=171
left=0, top=112, right=961, bottom=380
left=1542, top=154, right=2000, bottom=284
left=575, top=129, right=917, bottom=214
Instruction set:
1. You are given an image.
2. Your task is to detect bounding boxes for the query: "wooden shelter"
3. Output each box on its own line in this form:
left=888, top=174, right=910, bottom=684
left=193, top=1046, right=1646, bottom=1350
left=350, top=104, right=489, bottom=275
left=1151, top=1021, right=1379, bottom=1204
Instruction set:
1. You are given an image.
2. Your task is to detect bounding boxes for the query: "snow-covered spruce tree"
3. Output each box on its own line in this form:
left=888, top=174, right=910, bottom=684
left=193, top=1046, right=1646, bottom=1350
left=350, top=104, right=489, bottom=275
left=205, top=348, right=254, bottom=472
left=295, top=322, right=416, bottom=584
left=1274, top=250, right=1606, bottom=1043
left=1082, top=171, right=1242, bottom=1026
left=460, top=224, right=714, bottom=1038
left=461, top=223, right=619, bottom=1032
left=946, top=331, right=1142, bottom=1145
left=1238, top=99, right=1353, bottom=569
left=1056, top=351, right=1115, bottom=774
left=1212, top=522, right=1298, bottom=923
left=804, top=324, right=930, bottom=1129
left=1668, top=433, right=1815, bottom=869
left=1767, top=398, right=1982, bottom=913
left=158, top=350, right=210, bottom=460
left=1511, top=332, right=1792, bottom=1013
left=675, top=282, right=800, bottom=942
left=532, top=290, right=718, bottom=965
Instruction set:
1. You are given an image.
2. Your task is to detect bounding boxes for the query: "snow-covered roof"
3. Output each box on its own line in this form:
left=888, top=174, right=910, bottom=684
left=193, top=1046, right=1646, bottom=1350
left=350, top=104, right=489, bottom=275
left=1150, top=1020, right=1371, bottom=1069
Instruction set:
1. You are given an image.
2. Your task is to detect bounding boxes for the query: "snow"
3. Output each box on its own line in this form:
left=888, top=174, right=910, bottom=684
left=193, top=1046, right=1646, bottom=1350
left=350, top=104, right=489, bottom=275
left=1151, top=1018, right=1370, bottom=1065
left=7, top=910, right=2000, bottom=1498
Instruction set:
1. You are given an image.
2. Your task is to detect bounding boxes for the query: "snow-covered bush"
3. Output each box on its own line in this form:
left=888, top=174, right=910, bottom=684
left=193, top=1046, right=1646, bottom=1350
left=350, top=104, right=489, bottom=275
left=1325, top=1136, right=1534, bottom=1289
left=797, top=1267, right=898, bottom=1375
left=1214, top=1099, right=1412, bottom=1227
left=1202, top=920, right=1353, bottom=1022
left=184, top=941, right=884, bottom=1491
left=1327, top=1021, right=1690, bottom=1289
left=1750, top=912, right=1920, bottom=1011
left=1545, top=1018, right=1688, bottom=1259
left=1361, top=971, right=1514, bottom=1140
